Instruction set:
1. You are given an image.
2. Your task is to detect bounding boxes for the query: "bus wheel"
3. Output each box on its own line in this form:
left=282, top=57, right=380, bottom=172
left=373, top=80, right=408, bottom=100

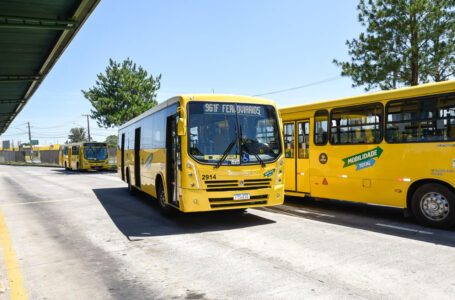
left=411, top=183, right=455, bottom=229
left=127, top=172, right=137, bottom=196
left=64, top=162, right=69, bottom=170
left=157, top=182, right=175, bottom=217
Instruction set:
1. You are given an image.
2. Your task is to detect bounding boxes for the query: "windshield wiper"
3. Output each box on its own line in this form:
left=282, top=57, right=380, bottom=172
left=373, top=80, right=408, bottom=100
left=239, top=126, right=265, bottom=168
left=242, top=140, right=266, bottom=168
left=214, top=138, right=237, bottom=169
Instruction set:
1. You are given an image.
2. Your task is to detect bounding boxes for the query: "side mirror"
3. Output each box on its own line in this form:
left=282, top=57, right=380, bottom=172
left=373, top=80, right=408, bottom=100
left=177, top=118, right=186, bottom=136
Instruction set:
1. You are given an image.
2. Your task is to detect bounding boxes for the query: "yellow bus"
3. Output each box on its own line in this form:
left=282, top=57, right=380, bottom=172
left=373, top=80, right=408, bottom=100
left=59, top=142, right=109, bottom=171
left=280, top=80, right=455, bottom=228
left=117, top=94, right=284, bottom=215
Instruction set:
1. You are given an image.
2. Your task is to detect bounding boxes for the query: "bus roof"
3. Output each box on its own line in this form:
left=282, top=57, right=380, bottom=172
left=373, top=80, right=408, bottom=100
left=280, top=79, right=455, bottom=115
left=119, top=94, right=276, bottom=130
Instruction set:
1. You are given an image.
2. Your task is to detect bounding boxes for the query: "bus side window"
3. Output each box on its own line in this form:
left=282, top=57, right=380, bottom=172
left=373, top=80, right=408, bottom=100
left=386, top=94, right=455, bottom=143
left=283, top=123, right=294, bottom=158
left=314, top=110, right=328, bottom=145
left=298, top=122, right=309, bottom=158
left=330, top=104, right=382, bottom=145
left=72, top=146, right=79, bottom=155
left=64, top=147, right=68, bottom=155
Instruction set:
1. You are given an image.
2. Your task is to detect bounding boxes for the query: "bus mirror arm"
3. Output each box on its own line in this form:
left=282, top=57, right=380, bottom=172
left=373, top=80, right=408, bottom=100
left=177, top=118, right=186, bottom=136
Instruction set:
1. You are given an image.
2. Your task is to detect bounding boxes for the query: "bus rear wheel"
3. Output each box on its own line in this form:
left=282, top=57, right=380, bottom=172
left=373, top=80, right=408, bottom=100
left=411, top=183, right=455, bottom=229
left=157, top=182, right=175, bottom=217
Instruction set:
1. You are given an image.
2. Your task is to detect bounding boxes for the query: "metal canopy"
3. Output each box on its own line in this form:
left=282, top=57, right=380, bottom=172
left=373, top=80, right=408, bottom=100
left=0, top=0, right=100, bottom=134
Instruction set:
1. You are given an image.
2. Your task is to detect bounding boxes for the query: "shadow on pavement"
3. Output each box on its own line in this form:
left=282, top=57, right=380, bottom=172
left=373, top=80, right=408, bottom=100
left=92, top=187, right=275, bottom=240
left=254, top=196, right=455, bottom=247
left=52, top=169, right=117, bottom=175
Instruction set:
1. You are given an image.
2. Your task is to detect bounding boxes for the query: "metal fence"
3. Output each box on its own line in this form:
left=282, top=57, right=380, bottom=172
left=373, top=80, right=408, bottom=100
left=0, top=150, right=59, bottom=164
left=0, top=148, right=117, bottom=165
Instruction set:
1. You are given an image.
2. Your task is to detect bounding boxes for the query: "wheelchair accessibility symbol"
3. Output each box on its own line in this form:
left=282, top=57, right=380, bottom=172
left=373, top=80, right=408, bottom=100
left=242, top=153, right=250, bottom=163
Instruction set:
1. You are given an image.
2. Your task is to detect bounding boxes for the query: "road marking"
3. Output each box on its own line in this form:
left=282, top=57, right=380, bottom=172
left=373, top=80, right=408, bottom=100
left=0, top=209, right=28, bottom=299
left=296, top=209, right=335, bottom=218
left=376, top=223, right=433, bottom=235
left=0, top=198, right=75, bottom=207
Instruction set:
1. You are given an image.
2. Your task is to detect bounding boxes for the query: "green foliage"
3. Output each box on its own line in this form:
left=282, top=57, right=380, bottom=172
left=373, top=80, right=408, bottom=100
left=82, top=58, right=161, bottom=128
left=68, top=127, right=87, bottom=143
left=104, top=135, right=118, bottom=148
left=333, top=0, right=455, bottom=91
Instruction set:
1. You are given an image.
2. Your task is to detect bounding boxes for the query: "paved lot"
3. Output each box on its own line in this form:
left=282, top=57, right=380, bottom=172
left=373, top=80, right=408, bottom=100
left=0, top=165, right=454, bottom=299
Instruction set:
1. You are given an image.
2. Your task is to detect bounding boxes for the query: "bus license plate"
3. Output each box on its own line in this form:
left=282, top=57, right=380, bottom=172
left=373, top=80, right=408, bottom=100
left=234, top=193, right=250, bottom=200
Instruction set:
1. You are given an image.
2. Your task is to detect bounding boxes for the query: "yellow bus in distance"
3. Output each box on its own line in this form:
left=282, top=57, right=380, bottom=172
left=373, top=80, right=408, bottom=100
left=280, top=80, right=455, bottom=228
left=117, top=94, right=284, bottom=215
left=59, top=142, right=109, bottom=171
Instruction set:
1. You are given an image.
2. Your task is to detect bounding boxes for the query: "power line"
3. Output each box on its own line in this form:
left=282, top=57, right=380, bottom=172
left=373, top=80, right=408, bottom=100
left=252, top=76, right=342, bottom=97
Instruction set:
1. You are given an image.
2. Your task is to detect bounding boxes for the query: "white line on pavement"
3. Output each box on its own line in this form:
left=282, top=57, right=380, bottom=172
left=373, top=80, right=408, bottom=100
left=376, top=223, right=433, bottom=235
left=296, top=209, right=335, bottom=218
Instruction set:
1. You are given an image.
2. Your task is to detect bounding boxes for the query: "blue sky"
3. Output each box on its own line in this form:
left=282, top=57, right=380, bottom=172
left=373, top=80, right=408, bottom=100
left=1, top=0, right=367, bottom=145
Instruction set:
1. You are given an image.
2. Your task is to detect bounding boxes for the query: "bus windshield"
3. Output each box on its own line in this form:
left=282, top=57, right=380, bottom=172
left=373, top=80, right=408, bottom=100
left=188, top=102, right=281, bottom=165
left=84, top=147, right=108, bottom=161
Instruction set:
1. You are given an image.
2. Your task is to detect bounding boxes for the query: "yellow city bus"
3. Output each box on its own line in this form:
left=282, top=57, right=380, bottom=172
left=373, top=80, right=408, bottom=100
left=117, top=94, right=284, bottom=215
left=59, top=142, right=109, bottom=171
left=280, top=80, right=455, bottom=228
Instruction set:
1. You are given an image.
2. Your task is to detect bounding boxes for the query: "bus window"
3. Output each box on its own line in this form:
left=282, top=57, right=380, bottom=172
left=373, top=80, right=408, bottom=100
left=284, top=123, right=294, bottom=158
left=386, top=94, right=455, bottom=143
left=64, top=146, right=68, bottom=155
left=298, top=122, right=309, bottom=158
left=330, top=103, right=382, bottom=144
left=314, top=110, right=328, bottom=145
left=72, top=146, right=79, bottom=155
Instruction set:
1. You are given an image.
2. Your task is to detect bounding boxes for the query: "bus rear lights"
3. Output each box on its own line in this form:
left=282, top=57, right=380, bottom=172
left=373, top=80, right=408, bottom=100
left=395, top=189, right=402, bottom=193
left=397, top=178, right=411, bottom=182
left=190, top=183, right=195, bottom=187
left=297, top=172, right=305, bottom=176
left=337, top=174, right=348, bottom=178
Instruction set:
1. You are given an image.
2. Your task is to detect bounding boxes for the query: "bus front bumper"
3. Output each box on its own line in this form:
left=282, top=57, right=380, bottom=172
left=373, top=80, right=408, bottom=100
left=178, top=184, right=284, bottom=212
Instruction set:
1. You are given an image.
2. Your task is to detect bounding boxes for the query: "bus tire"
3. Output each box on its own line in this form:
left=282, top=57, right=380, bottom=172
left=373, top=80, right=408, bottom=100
left=64, top=162, right=69, bottom=170
left=157, top=182, right=175, bottom=217
left=411, top=183, right=455, bottom=229
left=127, top=171, right=137, bottom=196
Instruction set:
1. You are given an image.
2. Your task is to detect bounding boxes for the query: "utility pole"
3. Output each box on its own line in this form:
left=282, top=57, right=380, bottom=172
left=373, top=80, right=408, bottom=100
left=82, top=114, right=91, bottom=142
left=27, top=122, right=33, bottom=163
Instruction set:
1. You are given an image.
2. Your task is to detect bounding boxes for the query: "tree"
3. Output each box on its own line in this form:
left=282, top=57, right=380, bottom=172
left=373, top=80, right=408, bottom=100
left=333, top=0, right=455, bottom=91
left=68, top=127, right=87, bottom=143
left=82, top=58, right=161, bottom=128
left=104, top=135, right=118, bottom=148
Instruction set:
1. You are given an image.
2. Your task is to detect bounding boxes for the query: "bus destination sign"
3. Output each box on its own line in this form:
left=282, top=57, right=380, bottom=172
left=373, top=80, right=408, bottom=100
left=204, top=103, right=263, bottom=116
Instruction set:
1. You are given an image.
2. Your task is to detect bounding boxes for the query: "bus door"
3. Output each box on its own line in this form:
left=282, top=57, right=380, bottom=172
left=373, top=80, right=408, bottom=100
left=283, top=122, right=296, bottom=191
left=134, top=128, right=141, bottom=188
left=166, top=114, right=179, bottom=207
left=296, top=121, right=310, bottom=193
left=68, top=146, right=72, bottom=169
left=121, top=133, right=125, bottom=181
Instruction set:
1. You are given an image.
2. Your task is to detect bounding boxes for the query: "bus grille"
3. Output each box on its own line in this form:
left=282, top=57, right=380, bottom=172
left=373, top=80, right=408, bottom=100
left=208, top=194, right=268, bottom=208
left=205, top=178, right=271, bottom=191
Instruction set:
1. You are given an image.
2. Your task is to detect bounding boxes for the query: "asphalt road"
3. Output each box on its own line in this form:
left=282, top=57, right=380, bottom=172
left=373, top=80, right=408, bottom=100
left=0, top=165, right=454, bottom=299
